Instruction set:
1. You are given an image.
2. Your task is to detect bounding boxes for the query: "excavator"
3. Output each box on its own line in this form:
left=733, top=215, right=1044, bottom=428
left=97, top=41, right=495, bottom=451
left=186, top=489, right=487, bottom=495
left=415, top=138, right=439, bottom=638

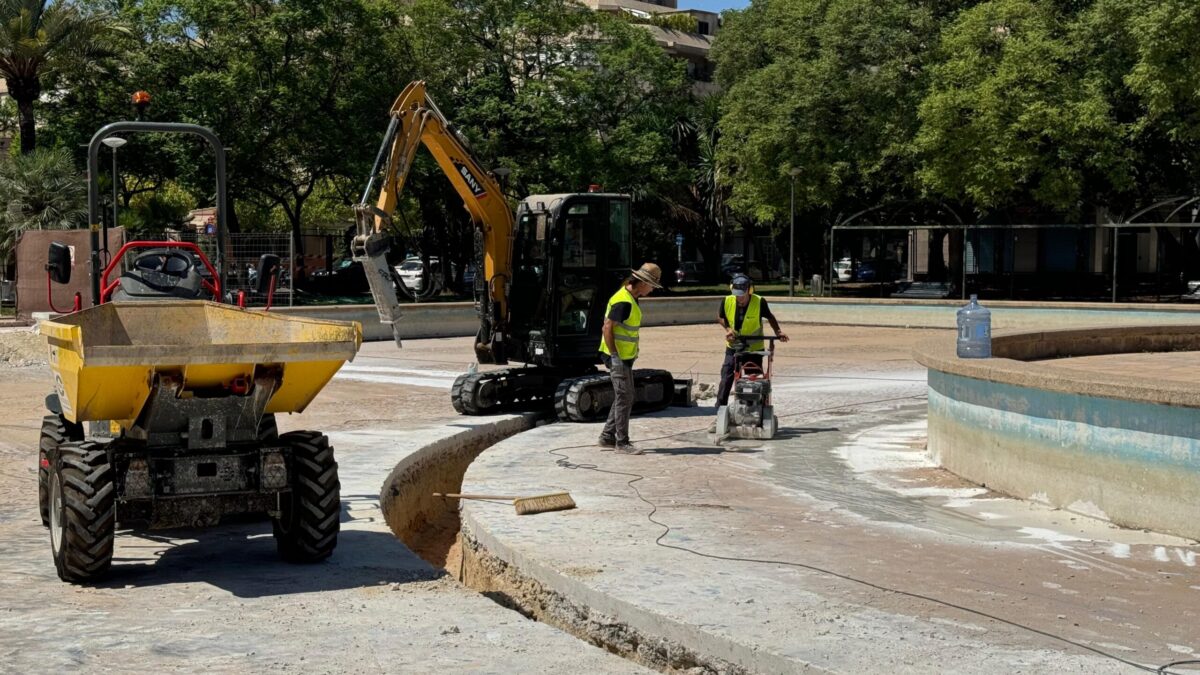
left=351, top=81, right=676, bottom=421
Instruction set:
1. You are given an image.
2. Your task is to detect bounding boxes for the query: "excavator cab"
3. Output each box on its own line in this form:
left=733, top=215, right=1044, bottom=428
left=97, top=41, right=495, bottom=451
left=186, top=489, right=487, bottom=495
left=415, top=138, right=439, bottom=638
left=509, top=193, right=631, bottom=368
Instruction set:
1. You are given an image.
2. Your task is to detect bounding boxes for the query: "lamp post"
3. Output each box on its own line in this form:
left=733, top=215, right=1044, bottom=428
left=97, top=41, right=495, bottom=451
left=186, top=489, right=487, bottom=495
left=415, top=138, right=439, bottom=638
left=100, top=136, right=127, bottom=255
left=788, top=167, right=802, bottom=296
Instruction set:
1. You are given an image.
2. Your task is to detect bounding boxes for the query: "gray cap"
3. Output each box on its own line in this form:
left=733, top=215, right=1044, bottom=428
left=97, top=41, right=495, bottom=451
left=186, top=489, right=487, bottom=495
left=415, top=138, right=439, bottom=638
left=731, top=274, right=752, bottom=296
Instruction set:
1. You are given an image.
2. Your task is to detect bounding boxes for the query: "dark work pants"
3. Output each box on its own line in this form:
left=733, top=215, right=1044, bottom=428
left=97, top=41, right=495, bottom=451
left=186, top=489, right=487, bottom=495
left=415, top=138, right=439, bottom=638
left=717, top=350, right=764, bottom=407
left=601, top=355, right=635, bottom=443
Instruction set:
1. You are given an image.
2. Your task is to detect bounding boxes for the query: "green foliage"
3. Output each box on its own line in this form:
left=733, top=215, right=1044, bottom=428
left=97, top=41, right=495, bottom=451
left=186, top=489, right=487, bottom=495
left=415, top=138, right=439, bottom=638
left=713, top=0, right=941, bottom=224
left=915, top=0, right=1132, bottom=213
left=45, top=0, right=410, bottom=240
left=399, top=0, right=690, bottom=267
left=0, top=147, right=86, bottom=230
left=0, top=0, right=128, bottom=153
left=619, top=10, right=698, bottom=33
left=0, top=147, right=85, bottom=274
left=118, top=181, right=195, bottom=238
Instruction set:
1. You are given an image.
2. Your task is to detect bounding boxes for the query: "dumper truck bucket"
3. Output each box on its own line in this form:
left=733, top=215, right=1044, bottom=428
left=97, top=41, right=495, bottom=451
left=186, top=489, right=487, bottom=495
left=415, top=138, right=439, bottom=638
left=40, top=301, right=361, bottom=425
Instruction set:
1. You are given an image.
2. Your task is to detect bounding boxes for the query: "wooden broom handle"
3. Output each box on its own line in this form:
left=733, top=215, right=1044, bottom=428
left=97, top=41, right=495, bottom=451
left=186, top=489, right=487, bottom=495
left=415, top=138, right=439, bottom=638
left=433, top=493, right=517, bottom=501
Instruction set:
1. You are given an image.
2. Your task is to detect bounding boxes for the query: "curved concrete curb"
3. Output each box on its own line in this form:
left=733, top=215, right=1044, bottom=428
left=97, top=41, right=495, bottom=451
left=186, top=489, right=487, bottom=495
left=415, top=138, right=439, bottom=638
left=458, top=514, right=773, bottom=674
left=379, top=415, right=536, bottom=553
left=914, top=326, right=1200, bottom=540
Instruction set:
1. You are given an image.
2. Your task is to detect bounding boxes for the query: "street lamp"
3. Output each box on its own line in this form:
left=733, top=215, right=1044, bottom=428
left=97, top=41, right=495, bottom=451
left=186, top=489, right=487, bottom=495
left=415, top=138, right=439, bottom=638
left=101, top=136, right=127, bottom=256
left=788, top=167, right=802, bottom=297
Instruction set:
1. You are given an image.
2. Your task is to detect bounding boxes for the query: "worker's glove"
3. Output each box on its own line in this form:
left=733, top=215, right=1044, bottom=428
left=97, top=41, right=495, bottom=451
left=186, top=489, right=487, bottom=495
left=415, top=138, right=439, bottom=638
left=609, top=359, right=628, bottom=377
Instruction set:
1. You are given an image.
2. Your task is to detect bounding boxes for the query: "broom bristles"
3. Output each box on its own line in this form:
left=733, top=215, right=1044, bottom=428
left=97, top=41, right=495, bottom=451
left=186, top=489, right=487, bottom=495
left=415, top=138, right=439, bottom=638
left=513, top=491, right=576, bottom=515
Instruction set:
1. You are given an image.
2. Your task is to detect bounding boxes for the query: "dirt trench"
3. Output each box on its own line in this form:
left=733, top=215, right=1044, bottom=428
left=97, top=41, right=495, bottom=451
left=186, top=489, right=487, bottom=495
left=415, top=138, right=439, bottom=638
left=380, top=415, right=740, bottom=675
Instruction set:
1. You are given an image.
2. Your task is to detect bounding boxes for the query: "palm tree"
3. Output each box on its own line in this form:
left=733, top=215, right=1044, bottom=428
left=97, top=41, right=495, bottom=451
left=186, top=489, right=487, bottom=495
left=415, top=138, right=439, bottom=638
left=0, top=148, right=84, bottom=284
left=0, top=0, right=126, bottom=154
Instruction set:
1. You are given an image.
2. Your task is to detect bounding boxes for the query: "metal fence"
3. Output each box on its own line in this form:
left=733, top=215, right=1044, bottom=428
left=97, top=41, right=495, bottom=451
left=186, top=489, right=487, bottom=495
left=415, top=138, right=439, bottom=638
left=178, top=232, right=295, bottom=307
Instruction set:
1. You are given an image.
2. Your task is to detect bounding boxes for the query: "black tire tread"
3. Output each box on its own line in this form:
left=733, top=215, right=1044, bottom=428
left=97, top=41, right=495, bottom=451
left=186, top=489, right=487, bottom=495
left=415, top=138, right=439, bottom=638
left=39, top=414, right=82, bottom=527
left=53, top=440, right=115, bottom=582
left=273, top=431, right=339, bottom=563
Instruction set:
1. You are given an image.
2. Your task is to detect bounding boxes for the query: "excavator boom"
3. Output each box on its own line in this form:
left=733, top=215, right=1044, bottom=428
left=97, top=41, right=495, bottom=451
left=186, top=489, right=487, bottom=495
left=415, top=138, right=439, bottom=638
left=352, top=81, right=513, bottom=362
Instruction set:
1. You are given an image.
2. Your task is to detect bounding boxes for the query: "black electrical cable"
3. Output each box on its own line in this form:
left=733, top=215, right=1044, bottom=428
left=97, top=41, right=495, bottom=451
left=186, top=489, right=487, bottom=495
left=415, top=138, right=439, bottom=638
left=1160, top=661, right=1200, bottom=674
left=545, top=394, right=1182, bottom=675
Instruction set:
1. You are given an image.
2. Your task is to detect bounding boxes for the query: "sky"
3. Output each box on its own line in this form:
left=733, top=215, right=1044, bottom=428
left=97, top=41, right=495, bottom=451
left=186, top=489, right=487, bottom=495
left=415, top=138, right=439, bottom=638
left=682, top=0, right=749, bottom=12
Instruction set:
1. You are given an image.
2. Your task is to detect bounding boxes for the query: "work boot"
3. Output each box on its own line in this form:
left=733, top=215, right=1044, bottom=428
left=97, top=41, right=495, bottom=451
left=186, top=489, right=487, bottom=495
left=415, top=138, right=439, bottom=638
left=597, top=434, right=616, bottom=450
left=615, top=442, right=643, bottom=455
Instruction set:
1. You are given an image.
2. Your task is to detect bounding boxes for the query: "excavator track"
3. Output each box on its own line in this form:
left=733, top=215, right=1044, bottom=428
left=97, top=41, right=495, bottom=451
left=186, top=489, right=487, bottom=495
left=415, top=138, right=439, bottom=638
left=555, top=368, right=675, bottom=422
left=450, top=367, right=675, bottom=421
left=450, top=368, right=562, bottom=415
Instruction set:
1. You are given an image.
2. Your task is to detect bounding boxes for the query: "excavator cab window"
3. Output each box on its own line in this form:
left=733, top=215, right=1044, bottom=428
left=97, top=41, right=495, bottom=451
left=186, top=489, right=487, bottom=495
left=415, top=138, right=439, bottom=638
left=608, top=200, right=631, bottom=270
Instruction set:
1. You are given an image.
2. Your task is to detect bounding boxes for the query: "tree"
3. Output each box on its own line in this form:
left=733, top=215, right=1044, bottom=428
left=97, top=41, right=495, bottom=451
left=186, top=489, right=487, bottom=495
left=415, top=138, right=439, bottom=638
left=108, top=0, right=412, bottom=244
left=0, top=0, right=126, bottom=154
left=914, top=0, right=1132, bottom=215
left=0, top=147, right=85, bottom=277
left=397, top=0, right=690, bottom=273
left=713, top=0, right=943, bottom=225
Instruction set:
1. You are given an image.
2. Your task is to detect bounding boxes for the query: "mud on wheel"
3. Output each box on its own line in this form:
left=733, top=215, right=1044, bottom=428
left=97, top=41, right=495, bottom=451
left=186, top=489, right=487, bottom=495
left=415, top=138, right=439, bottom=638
left=273, top=431, right=340, bottom=563
left=49, top=440, right=116, bottom=582
left=39, top=414, right=83, bottom=527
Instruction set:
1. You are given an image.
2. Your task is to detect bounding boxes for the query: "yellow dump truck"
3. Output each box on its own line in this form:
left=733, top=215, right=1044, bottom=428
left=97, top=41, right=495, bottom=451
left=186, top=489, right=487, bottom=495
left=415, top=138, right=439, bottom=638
left=36, top=122, right=361, bottom=583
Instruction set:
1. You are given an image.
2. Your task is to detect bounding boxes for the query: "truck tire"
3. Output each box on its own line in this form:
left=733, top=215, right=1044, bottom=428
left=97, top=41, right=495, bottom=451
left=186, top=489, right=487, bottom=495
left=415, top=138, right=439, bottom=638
left=39, top=414, right=83, bottom=527
left=49, top=441, right=115, bottom=582
left=272, top=431, right=339, bottom=563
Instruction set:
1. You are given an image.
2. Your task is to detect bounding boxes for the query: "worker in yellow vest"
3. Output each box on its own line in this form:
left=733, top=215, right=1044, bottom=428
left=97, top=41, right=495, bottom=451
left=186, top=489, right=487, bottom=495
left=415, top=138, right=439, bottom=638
left=599, top=262, right=662, bottom=454
left=711, top=274, right=788, bottom=431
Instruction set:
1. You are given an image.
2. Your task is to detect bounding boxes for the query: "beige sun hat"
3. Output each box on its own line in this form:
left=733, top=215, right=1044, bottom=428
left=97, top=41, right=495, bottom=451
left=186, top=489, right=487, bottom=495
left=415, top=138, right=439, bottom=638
left=631, top=262, right=663, bottom=289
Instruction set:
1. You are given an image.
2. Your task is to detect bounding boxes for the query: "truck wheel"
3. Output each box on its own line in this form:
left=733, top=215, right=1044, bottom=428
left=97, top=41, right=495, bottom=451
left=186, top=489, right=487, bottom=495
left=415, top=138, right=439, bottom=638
left=273, top=431, right=339, bottom=563
left=39, top=415, right=83, bottom=527
left=49, top=441, right=115, bottom=582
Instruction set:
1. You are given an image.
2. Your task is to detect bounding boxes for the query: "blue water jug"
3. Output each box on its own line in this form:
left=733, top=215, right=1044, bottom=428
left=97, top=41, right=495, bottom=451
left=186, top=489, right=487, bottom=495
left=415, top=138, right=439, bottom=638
left=957, top=294, right=991, bottom=358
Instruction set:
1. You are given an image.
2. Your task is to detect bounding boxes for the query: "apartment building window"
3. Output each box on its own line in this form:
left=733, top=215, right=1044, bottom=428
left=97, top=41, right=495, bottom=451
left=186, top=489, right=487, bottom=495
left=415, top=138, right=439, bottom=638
left=698, top=21, right=710, bottom=35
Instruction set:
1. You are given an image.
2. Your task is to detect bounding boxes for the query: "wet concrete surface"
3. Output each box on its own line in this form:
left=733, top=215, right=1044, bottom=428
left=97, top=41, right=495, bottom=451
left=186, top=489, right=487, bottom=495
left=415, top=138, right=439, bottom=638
left=461, top=357, right=1200, bottom=673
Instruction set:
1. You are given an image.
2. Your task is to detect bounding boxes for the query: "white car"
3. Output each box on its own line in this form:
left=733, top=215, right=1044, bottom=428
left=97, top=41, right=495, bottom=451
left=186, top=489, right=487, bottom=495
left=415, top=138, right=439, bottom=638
left=833, top=258, right=853, bottom=283
left=395, top=256, right=445, bottom=294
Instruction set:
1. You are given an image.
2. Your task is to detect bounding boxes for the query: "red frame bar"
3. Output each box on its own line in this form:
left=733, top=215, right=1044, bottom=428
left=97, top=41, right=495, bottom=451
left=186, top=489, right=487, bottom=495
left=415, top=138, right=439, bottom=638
left=100, top=241, right=221, bottom=303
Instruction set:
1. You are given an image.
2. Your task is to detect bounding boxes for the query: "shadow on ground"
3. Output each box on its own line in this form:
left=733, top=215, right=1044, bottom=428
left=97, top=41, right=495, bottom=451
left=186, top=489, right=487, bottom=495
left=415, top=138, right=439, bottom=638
left=90, top=501, right=438, bottom=597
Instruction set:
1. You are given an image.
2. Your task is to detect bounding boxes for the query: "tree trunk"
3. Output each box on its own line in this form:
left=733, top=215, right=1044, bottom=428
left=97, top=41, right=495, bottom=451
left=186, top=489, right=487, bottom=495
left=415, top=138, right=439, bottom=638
left=15, top=94, right=36, bottom=155
left=289, top=195, right=306, bottom=256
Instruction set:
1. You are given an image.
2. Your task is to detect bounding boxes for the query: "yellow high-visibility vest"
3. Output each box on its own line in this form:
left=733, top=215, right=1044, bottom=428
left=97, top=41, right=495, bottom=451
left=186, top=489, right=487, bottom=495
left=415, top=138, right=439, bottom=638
left=599, top=286, right=642, bottom=360
left=724, top=294, right=764, bottom=351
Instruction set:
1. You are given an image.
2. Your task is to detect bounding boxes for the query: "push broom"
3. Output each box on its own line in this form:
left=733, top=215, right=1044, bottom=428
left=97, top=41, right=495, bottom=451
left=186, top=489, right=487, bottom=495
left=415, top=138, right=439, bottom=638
left=433, top=491, right=576, bottom=515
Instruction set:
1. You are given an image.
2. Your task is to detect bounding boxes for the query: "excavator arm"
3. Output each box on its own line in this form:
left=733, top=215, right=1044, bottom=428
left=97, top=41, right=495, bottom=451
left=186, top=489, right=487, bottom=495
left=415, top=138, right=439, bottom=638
left=352, top=81, right=513, bottom=363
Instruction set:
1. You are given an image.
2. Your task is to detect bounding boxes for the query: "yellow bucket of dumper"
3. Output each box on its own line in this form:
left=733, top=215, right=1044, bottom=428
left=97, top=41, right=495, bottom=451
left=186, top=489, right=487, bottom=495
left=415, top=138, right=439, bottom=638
left=40, top=301, right=362, bottom=426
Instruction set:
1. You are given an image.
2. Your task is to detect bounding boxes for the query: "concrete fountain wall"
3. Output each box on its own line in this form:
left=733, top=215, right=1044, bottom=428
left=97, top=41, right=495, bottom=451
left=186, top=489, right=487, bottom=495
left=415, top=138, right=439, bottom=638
left=914, top=326, right=1200, bottom=541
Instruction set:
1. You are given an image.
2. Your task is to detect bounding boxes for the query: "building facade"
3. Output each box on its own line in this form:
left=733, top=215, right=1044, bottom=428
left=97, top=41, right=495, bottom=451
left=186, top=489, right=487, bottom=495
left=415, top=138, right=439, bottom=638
left=581, top=0, right=720, bottom=93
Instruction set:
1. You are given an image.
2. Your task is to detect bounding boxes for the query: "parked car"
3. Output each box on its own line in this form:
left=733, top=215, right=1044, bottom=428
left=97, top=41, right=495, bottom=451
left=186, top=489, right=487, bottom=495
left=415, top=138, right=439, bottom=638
left=854, top=259, right=901, bottom=283
left=833, top=258, right=853, bottom=283
left=301, top=258, right=369, bottom=296
left=721, top=254, right=745, bottom=279
left=720, top=255, right=773, bottom=282
left=675, top=261, right=705, bottom=285
left=396, top=256, right=456, bottom=295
